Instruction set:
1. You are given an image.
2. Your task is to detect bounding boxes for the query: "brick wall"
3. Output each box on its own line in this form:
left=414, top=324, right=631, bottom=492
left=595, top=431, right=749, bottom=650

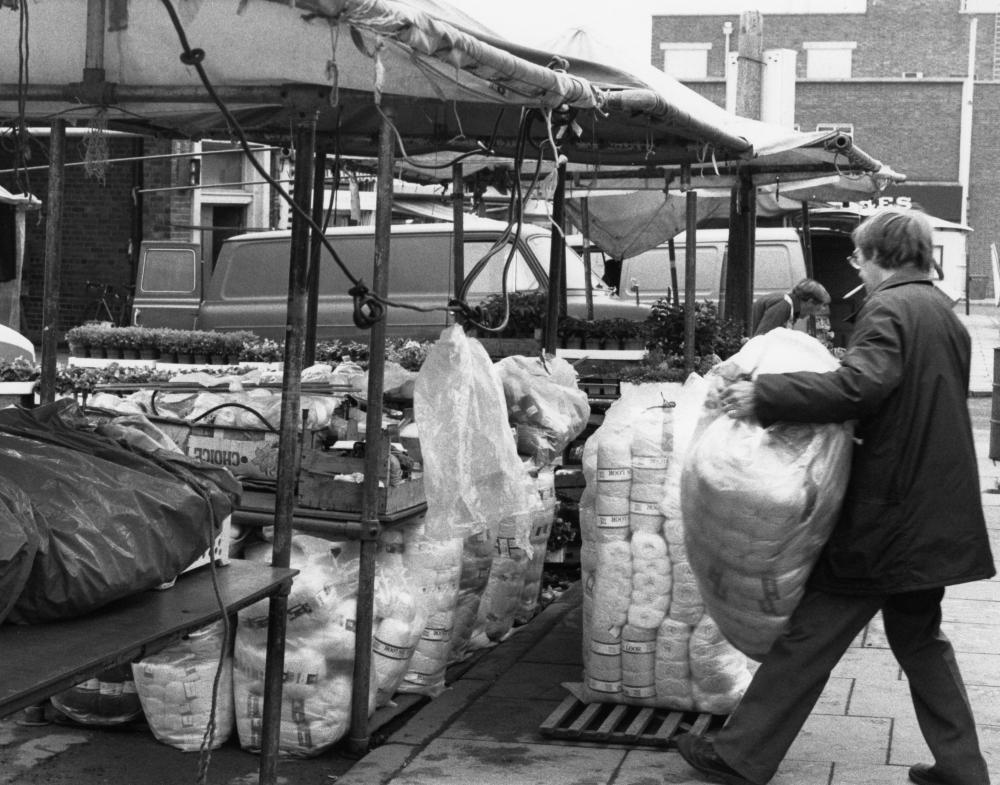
left=0, top=134, right=189, bottom=339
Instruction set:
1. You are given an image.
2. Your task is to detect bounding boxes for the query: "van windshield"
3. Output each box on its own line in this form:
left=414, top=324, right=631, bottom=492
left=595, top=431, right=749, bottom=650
left=525, top=234, right=608, bottom=291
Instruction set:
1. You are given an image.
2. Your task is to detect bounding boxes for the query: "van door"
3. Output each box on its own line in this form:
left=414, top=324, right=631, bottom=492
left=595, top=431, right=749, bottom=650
left=132, top=241, right=202, bottom=329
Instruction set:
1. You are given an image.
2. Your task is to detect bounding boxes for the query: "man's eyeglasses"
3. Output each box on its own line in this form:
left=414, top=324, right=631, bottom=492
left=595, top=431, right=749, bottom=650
left=847, top=251, right=862, bottom=270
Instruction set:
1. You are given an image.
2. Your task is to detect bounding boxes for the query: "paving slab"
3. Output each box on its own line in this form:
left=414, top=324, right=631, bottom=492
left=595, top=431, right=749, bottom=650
left=440, top=697, right=563, bottom=744
left=483, top=661, right=583, bottom=701
left=785, top=714, right=892, bottom=765
left=373, top=738, right=628, bottom=785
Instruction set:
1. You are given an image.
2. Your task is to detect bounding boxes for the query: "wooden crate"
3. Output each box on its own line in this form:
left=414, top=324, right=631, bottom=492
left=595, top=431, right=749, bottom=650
left=296, top=434, right=425, bottom=515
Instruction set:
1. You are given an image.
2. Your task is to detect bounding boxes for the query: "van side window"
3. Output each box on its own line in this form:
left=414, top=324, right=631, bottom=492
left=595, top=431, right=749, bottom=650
left=222, top=241, right=294, bottom=297
left=140, top=247, right=198, bottom=294
left=382, top=235, right=453, bottom=295
left=462, top=240, right=538, bottom=300
left=753, top=245, right=794, bottom=290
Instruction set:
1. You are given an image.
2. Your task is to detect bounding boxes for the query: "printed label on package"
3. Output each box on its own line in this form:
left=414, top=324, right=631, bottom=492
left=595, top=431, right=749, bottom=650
left=629, top=501, right=661, bottom=516
left=373, top=637, right=414, bottom=661
left=631, top=455, right=669, bottom=470
left=590, top=640, right=621, bottom=657
left=622, top=639, right=656, bottom=655
left=622, top=684, right=656, bottom=699
left=597, top=514, right=629, bottom=529
left=586, top=676, right=623, bottom=694
left=597, top=467, right=632, bottom=482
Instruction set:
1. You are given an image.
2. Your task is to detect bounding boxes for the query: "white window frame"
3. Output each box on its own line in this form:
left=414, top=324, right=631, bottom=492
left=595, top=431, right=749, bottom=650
left=660, top=43, right=713, bottom=79
left=803, top=41, right=857, bottom=79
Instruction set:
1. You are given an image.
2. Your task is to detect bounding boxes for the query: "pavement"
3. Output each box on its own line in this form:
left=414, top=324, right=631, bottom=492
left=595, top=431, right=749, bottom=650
left=1, top=301, right=999, bottom=785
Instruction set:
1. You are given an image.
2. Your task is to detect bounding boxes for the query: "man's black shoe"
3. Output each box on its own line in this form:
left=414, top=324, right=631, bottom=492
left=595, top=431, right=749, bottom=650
left=908, top=764, right=955, bottom=785
left=675, top=733, right=755, bottom=785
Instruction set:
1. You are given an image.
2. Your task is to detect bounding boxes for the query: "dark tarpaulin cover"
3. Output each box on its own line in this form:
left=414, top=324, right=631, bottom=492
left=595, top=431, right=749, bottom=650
left=0, top=400, right=242, bottom=624
left=0, top=483, right=41, bottom=625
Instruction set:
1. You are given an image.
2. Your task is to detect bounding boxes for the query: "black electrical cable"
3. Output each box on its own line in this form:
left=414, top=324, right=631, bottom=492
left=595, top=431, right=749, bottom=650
left=157, top=0, right=438, bottom=326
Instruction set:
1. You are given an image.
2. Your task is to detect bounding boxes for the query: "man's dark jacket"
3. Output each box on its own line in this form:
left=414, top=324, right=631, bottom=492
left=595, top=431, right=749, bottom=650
left=753, top=270, right=996, bottom=594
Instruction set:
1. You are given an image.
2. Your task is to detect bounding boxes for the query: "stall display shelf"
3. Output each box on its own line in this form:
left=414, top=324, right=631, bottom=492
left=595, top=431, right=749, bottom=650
left=0, top=560, right=297, bottom=780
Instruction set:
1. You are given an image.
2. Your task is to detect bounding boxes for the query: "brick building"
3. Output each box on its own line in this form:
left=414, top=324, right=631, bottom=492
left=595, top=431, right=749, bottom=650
left=0, top=132, right=277, bottom=341
left=651, top=0, right=1000, bottom=298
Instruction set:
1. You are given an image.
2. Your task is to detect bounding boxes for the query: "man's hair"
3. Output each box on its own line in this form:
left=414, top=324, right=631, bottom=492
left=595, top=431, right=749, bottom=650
left=791, top=278, right=830, bottom=305
left=852, top=208, right=934, bottom=272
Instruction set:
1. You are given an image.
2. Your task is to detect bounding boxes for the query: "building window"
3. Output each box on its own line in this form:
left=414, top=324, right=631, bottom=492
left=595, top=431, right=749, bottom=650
left=960, top=0, right=1000, bottom=12
left=803, top=41, right=857, bottom=79
left=660, top=43, right=712, bottom=79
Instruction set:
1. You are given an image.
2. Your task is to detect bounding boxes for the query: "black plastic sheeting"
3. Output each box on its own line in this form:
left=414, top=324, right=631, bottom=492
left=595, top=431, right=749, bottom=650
left=0, top=400, right=242, bottom=625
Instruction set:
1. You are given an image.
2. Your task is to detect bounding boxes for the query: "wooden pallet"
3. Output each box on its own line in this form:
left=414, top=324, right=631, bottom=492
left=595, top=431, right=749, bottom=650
left=539, top=696, right=723, bottom=748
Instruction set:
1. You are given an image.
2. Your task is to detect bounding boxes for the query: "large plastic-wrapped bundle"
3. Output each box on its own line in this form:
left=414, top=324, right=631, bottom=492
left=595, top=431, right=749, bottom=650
left=468, top=467, right=541, bottom=648
left=396, top=519, right=464, bottom=697
left=233, top=536, right=378, bottom=757
left=494, top=354, right=591, bottom=468
left=579, top=377, right=751, bottom=713
left=132, top=621, right=234, bottom=751
left=448, top=529, right=494, bottom=664
left=371, top=522, right=427, bottom=706
left=681, top=329, right=853, bottom=660
left=233, top=625, right=376, bottom=757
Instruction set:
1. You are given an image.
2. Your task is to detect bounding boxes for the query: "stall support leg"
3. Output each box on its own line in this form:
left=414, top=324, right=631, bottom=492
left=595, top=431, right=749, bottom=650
left=258, top=580, right=292, bottom=785
left=349, top=534, right=379, bottom=755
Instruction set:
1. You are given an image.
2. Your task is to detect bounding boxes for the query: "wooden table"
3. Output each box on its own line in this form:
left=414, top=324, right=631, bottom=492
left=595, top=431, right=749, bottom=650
left=0, top=559, right=297, bottom=784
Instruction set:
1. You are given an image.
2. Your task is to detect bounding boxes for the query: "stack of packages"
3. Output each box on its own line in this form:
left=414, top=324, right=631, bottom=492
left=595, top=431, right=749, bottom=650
left=395, top=519, right=464, bottom=697
left=578, top=378, right=751, bottom=713
left=400, top=326, right=536, bottom=686
left=232, top=536, right=400, bottom=757
left=50, top=664, right=144, bottom=727
left=681, top=329, right=853, bottom=660
left=514, top=467, right=557, bottom=625
left=131, top=620, right=234, bottom=751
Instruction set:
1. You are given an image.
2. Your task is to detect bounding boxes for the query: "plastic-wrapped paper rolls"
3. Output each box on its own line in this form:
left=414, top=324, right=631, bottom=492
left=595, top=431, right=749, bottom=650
left=398, top=610, right=453, bottom=697
left=668, top=562, right=704, bottom=625
left=655, top=617, right=695, bottom=710
left=587, top=629, right=622, bottom=697
left=132, top=652, right=234, bottom=751
left=449, top=530, right=494, bottom=663
left=628, top=532, right=671, bottom=630
left=596, top=434, right=632, bottom=541
left=629, top=501, right=664, bottom=536
left=592, top=540, right=632, bottom=634
left=372, top=613, right=424, bottom=707
left=377, top=527, right=407, bottom=574
left=621, top=625, right=657, bottom=703
left=325, top=597, right=358, bottom=666
left=689, top=615, right=752, bottom=714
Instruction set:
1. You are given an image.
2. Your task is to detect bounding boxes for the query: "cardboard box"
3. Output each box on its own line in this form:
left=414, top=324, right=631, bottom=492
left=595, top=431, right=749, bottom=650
left=184, top=424, right=282, bottom=481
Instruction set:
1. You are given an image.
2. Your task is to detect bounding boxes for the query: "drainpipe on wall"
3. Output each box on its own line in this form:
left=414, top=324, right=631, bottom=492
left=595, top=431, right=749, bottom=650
left=959, top=17, right=976, bottom=228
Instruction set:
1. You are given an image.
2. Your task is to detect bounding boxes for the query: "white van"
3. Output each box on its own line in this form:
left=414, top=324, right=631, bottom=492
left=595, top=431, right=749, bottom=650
left=613, top=227, right=808, bottom=306
left=132, top=218, right=650, bottom=340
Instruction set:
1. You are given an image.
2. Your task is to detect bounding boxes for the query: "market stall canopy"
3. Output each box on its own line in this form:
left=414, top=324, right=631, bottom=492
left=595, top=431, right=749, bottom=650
left=1, top=0, right=760, bottom=166
left=0, top=0, right=897, bottom=183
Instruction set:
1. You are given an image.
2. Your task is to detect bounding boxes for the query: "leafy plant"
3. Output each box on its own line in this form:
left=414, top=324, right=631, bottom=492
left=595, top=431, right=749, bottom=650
left=645, top=299, right=743, bottom=360
left=475, top=290, right=548, bottom=337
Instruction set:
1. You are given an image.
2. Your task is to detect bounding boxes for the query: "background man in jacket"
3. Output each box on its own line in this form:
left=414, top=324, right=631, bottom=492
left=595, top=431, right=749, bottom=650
left=676, top=208, right=995, bottom=785
left=749, top=277, right=830, bottom=336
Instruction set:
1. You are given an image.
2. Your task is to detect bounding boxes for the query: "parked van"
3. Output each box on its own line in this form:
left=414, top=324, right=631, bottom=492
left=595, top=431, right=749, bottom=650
left=611, top=227, right=808, bottom=306
left=131, top=218, right=650, bottom=339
